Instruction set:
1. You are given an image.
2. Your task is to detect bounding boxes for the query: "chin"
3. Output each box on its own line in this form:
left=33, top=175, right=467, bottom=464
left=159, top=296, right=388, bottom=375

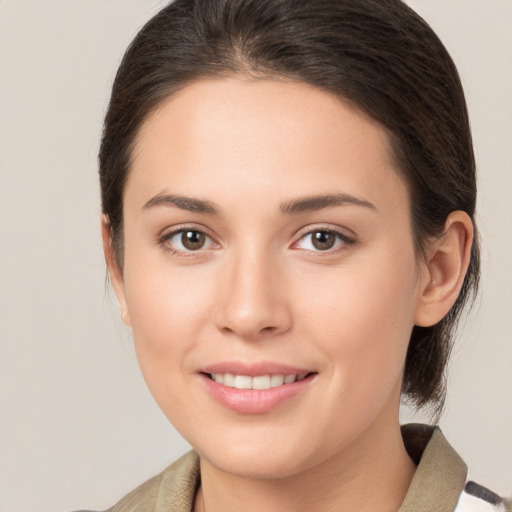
left=192, top=425, right=326, bottom=480
left=202, top=447, right=310, bottom=480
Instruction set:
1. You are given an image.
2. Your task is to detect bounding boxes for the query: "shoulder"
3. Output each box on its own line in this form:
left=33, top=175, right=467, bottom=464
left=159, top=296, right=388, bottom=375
left=72, top=450, right=200, bottom=512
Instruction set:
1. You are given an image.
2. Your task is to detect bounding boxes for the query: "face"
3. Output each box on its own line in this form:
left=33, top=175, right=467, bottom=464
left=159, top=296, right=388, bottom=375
left=111, top=78, right=430, bottom=479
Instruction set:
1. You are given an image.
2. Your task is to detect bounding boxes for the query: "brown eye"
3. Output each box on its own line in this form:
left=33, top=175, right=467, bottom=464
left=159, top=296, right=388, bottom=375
left=311, top=231, right=336, bottom=250
left=294, top=228, right=353, bottom=253
left=181, top=230, right=206, bottom=250
left=162, top=228, right=215, bottom=254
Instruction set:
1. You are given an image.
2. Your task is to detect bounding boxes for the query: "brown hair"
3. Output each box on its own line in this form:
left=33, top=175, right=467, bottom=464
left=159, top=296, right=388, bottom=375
left=99, top=0, right=480, bottom=416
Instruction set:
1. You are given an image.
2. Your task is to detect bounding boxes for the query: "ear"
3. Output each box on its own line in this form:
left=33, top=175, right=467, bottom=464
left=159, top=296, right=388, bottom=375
left=101, top=215, right=131, bottom=326
left=414, top=211, right=474, bottom=327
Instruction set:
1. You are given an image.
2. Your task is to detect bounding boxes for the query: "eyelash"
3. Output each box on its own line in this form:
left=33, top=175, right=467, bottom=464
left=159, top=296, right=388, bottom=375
left=158, top=225, right=218, bottom=256
left=292, top=227, right=355, bottom=255
left=158, top=226, right=355, bottom=256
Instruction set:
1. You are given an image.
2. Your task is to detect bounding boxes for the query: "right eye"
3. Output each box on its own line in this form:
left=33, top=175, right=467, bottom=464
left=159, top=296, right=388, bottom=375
left=160, top=228, right=217, bottom=254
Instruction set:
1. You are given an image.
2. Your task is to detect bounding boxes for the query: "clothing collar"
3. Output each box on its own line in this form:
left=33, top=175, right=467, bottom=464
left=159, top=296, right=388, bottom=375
left=399, top=423, right=467, bottom=512
left=153, top=424, right=467, bottom=512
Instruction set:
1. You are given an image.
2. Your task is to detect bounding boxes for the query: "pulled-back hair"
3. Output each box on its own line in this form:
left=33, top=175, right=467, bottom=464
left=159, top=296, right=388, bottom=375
left=99, top=0, right=480, bottom=415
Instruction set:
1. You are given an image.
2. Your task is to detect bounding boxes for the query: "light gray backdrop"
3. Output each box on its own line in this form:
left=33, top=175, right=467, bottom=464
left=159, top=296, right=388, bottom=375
left=0, top=1, right=510, bottom=511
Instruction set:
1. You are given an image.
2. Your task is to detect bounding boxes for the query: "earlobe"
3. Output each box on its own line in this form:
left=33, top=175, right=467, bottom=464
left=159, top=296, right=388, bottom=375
left=101, top=215, right=132, bottom=327
left=414, top=211, right=474, bottom=327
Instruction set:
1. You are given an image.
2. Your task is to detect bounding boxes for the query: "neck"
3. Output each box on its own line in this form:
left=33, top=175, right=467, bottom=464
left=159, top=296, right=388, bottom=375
left=195, top=416, right=416, bottom=512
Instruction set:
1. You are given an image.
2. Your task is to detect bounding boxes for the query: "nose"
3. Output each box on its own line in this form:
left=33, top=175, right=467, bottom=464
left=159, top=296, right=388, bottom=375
left=214, top=248, right=292, bottom=340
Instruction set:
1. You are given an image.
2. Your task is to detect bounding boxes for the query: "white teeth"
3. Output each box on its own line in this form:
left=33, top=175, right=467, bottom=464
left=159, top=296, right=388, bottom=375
left=212, top=373, right=224, bottom=384
left=210, top=373, right=308, bottom=390
left=252, top=375, right=271, bottom=390
left=270, top=374, right=284, bottom=387
left=234, top=375, right=252, bottom=389
left=223, top=373, right=235, bottom=387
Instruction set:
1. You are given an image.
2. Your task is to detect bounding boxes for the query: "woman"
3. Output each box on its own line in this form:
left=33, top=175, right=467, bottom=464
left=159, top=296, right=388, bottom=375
left=91, top=0, right=510, bottom=510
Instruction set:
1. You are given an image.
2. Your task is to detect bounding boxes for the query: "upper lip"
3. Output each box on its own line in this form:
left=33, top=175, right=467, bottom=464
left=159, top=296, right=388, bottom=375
left=200, top=361, right=314, bottom=377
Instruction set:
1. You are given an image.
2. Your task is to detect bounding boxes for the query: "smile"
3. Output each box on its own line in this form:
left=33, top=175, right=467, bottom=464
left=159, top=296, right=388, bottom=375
left=208, top=373, right=309, bottom=390
left=201, top=369, right=316, bottom=414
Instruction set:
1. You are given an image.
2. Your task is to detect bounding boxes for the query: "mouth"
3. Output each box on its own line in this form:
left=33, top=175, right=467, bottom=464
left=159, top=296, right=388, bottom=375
left=204, top=372, right=313, bottom=390
left=199, top=363, right=317, bottom=413
left=200, top=370, right=317, bottom=413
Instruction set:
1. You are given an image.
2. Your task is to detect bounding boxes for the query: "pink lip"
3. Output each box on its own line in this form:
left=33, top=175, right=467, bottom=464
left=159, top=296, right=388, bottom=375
left=201, top=361, right=311, bottom=377
left=198, top=361, right=316, bottom=414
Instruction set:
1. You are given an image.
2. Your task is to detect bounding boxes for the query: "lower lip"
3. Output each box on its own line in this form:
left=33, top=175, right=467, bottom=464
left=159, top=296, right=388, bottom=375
left=200, top=374, right=315, bottom=414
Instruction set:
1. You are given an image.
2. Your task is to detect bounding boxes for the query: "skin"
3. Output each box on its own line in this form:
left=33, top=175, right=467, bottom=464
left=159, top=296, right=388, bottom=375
left=104, top=77, right=473, bottom=512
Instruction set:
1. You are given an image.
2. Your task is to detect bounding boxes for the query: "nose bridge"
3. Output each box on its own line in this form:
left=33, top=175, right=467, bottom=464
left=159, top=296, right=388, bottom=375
left=216, top=240, right=290, bottom=339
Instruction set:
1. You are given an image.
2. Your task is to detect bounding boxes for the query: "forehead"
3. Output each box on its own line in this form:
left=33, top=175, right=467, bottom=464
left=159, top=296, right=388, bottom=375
left=128, top=77, right=408, bottom=216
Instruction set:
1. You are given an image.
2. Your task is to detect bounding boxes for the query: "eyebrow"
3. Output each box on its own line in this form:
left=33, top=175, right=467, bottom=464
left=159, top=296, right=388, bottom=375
left=142, top=192, right=376, bottom=216
left=279, top=193, right=377, bottom=215
left=143, top=193, right=221, bottom=215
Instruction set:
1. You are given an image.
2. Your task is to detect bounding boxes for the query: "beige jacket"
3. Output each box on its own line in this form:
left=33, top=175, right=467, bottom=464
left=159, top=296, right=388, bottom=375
left=80, top=424, right=511, bottom=512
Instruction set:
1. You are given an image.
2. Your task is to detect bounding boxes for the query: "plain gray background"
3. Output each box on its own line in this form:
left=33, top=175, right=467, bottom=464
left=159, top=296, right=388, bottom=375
left=0, top=1, right=510, bottom=511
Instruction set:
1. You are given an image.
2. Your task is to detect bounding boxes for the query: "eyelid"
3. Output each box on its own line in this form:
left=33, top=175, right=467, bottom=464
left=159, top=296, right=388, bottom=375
left=158, top=224, right=220, bottom=254
left=291, top=225, right=356, bottom=252
left=157, top=223, right=356, bottom=255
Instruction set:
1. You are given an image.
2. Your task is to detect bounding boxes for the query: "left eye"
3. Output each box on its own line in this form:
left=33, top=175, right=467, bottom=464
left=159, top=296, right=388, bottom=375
left=163, top=229, right=215, bottom=252
left=295, top=230, right=350, bottom=251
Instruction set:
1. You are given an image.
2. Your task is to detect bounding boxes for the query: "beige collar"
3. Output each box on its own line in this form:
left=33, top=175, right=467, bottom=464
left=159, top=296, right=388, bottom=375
left=111, top=424, right=467, bottom=512
left=398, top=424, right=467, bottom=512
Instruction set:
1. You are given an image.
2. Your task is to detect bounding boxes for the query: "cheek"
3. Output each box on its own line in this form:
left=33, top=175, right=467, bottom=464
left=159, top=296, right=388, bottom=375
left=122, top=259, right=218, bottom=371
left=121, top=263, right=221, bottom=427
left=301, top=248, right=419, bottom=389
